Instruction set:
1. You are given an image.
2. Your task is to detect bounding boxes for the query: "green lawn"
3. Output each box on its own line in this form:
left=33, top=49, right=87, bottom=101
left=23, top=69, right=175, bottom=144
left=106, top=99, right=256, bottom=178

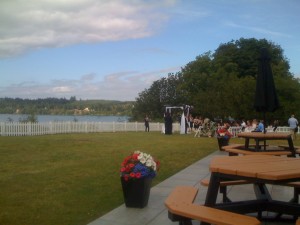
left=0, top=132, right=219, bottom=225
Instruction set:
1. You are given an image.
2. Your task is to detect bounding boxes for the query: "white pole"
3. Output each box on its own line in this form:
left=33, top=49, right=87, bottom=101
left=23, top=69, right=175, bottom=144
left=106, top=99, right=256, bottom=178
left=180, top=112, right=186, bottom=134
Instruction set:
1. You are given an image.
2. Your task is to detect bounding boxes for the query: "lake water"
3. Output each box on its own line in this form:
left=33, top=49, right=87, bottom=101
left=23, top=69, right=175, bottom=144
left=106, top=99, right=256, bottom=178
left=0, top=114, right=130, bottom=123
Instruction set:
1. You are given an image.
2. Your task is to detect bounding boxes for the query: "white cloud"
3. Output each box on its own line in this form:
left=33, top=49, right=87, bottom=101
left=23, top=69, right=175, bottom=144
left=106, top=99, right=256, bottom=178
left=0, top=0, right=175, bottom=58
left=0, top=67, right=180, bottom=100
left=53, top=86, right=72, bottom=93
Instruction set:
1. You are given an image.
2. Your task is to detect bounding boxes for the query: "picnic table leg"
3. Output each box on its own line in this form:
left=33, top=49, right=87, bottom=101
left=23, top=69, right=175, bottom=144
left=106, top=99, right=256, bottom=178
left=287, top=137, right=296, bottom=157
left=179, top=220, right=192, bottom=225
left=204, top=173, right=220, bottom=206
left=201, top=173, right=220, bottom=225
left=274, top=186, right=300, bottom=220
left=293, top=187, right=299, bottom=203
left=253, top=183, right=271, bottom=201
left=253, top=183, right=271, bottom=219
left=255, top=139, right=260, bottom=151
left=245, top=138, right=250, bottom=149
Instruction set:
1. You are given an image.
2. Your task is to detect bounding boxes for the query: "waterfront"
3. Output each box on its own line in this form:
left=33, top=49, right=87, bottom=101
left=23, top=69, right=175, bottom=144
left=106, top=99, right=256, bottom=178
left=0, top=114, right=129, bottom=123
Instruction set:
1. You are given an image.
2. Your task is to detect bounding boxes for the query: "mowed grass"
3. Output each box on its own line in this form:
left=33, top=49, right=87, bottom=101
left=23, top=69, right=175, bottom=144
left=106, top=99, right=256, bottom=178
left=0, top=132, right=218, bottom=225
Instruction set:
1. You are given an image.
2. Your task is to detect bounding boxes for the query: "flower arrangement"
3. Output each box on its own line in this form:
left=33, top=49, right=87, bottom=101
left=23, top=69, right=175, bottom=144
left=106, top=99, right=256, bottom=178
left=120, top=151, right=159, bottom=181
left=216, top=124, right=232, bottom=151
left=216, top=123, right=232, bottom=139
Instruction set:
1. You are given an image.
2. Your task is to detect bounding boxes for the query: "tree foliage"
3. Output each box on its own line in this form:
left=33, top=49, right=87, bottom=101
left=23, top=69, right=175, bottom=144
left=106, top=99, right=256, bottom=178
left=133, top=38, right=300, bottom=125
left=132, top=73, right=186, bottom=121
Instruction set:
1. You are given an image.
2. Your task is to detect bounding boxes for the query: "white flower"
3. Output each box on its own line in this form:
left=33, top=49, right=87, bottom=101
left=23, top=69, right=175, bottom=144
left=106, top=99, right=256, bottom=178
left=139, top=157, right=146, bottom=164
left=134, top=151, right=157, bottom=171
left=153, top=162, right=157, bottom=171
left=145, top=159, right=152, bottom=167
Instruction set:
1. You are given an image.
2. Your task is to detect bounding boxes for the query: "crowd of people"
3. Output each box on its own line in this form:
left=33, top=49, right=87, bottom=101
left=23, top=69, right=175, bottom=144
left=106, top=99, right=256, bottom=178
left=185, top=115, right=298, bottom=138
left=145, top=112, right=299, bottom=140
left=184, top=115, right=268, bottom=134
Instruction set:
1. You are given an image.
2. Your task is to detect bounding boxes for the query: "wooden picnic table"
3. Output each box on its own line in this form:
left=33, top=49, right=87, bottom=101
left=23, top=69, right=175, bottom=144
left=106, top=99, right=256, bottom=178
left=201, top=155, right=300, bottom=224
left=237, top=132, right=295, bottom=156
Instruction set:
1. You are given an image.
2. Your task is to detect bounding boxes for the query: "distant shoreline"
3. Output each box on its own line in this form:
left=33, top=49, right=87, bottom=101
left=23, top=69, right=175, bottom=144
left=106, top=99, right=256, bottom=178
left=0, top=114, right=130, bottom=123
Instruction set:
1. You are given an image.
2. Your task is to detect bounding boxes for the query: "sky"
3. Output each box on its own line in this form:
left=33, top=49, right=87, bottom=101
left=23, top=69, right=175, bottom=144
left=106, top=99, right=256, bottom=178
left=1, top=0, right=300, bottom=101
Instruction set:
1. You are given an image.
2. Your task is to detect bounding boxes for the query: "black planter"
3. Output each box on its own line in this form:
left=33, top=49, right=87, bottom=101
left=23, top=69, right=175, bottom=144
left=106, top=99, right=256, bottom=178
left=217, top=137, right=229, bottom=151
left=120, top=177, right=152, bottom=208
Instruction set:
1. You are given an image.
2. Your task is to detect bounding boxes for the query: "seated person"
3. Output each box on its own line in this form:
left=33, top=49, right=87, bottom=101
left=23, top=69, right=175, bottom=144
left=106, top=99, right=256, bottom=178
left=193, top=116, right=201, bottom=129
left=217, top=123, right=232, bottom=139
left=244, top=120, right=254, bottom=132
left=253, top=120, right=264, bottom=132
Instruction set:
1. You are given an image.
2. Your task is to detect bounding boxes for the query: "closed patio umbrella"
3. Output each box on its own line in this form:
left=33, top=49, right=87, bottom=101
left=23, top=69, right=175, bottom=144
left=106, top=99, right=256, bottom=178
left=254, top=48, right=280, bottom=149
left=254, top=48, right=279, bottom=114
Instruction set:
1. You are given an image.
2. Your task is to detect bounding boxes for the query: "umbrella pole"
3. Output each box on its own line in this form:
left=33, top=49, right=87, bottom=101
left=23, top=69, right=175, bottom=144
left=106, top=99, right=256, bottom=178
left=263, top=112, right=266, bottom=150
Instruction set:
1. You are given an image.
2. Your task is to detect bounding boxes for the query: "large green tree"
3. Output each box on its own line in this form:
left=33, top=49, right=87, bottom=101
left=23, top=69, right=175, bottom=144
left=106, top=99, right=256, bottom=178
left=133, top=38, right=300, bottom=125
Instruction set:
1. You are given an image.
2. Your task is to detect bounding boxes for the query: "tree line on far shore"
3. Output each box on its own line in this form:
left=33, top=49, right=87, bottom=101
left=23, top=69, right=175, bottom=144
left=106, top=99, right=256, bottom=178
left=0, top=97, right=134, bottom=117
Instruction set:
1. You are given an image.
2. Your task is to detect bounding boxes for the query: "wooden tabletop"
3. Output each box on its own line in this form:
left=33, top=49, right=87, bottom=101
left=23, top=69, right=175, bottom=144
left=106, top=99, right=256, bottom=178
left=210, top=155, right=300, bottom=181
left=237, top=132, right=291, bottom=139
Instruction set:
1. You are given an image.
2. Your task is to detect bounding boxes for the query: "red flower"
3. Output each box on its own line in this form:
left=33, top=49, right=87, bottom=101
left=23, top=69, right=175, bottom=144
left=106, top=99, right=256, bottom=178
left=132, top=153, right=139, bottom=160
left=124, top=175, right=129, bottom=181
left=155, top=160, right=161, bottom=171
left=130, top=172, right=135, bottom=178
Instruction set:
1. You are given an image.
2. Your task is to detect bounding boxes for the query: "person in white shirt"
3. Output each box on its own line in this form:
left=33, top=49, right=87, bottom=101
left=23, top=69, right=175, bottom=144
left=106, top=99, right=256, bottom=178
left=241, top=119, right=246, bottom=131
left=288, top=114, right=298, bottom=140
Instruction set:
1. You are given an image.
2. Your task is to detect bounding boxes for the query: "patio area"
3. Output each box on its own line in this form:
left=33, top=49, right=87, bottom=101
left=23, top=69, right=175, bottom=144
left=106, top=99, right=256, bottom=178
left=87, top=150, right=297, bottom=225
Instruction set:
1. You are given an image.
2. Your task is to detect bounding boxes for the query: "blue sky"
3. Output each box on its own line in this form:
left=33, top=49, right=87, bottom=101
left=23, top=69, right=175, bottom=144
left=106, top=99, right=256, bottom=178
left=1, top=0, right=299, bottom=101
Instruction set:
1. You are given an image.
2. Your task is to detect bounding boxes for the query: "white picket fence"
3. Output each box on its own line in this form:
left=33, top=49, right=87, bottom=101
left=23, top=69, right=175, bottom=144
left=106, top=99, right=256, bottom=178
left=0, top=121, right=294, bottom=137
left=228, top=126, right=294, bottom=137
left=0, top=122, right=181, bottom=136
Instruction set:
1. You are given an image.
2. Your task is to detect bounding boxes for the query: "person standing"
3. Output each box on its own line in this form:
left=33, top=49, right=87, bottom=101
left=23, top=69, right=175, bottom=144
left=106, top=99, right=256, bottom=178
left=288, top=114, right=298, bottom=140
left=144, top=115, right=150, bottom=132
left=164, top=112, right=173, bottom=135
left=273, top=119, right=279, bottom=132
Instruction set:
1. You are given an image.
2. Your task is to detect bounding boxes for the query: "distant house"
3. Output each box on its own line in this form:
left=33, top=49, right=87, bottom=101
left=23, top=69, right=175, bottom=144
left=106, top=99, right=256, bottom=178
left=74, top=107, right=90, bottom=115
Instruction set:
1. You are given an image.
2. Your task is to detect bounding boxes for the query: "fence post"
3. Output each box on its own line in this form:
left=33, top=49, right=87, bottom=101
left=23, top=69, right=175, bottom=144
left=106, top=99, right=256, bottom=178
left=0, top=122, right=4, bottom=136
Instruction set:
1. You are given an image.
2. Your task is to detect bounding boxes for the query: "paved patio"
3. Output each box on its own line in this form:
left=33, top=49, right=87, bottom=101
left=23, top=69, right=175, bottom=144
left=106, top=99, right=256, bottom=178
left=87, top=150, right=297, bottom=225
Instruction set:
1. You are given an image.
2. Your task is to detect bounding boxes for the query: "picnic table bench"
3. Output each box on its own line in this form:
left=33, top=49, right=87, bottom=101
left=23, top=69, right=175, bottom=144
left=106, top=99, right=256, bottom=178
left=279, top=145, right=300, bottom=155
left=222, top=144, right=268, bottom=150
left=201, top=178, right=300, bottom=204
left=237, top=132, right=296, bottom=156
left=219, top=144, right=244, bottom=151
left=165, top=186, right=261, bottom=225
left=224, top=148, right=292, bottom=156
left=200, top=179, right=251, bottom=202
left=222, top=143, right=294, bottom=156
